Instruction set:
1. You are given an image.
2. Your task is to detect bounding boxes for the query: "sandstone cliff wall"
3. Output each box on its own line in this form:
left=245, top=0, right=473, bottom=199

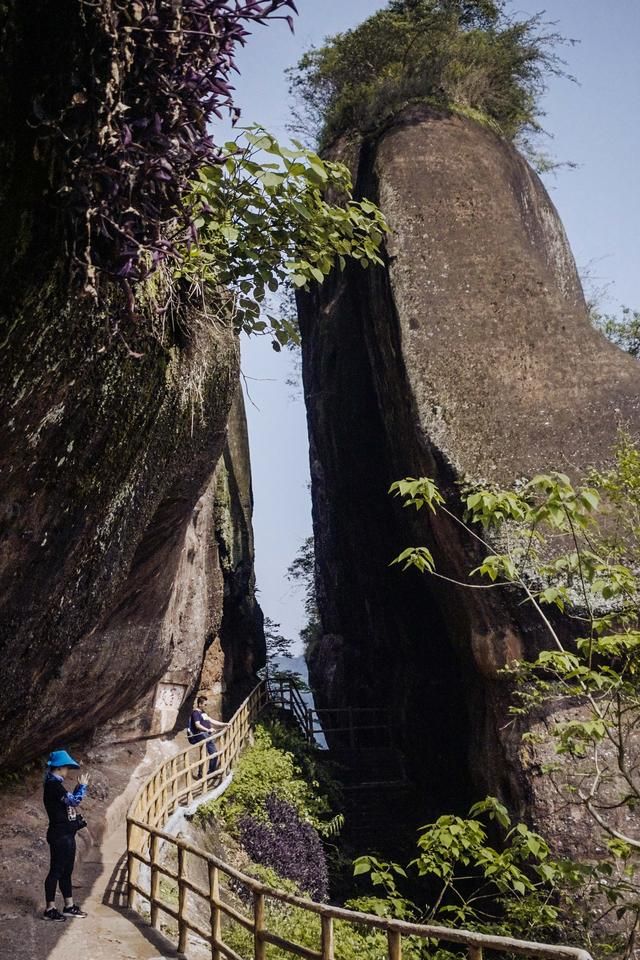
left=0, top=3, right=267, bottom=769
left=299, top=106, right=640, bottom=819
left=200, top=387, right=266, bottom=716
left=0, top=282, right=245, bottom=768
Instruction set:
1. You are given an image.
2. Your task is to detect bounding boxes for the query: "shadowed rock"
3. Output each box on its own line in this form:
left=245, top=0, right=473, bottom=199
left=0, top=4, right=265, bottom=769
left=200, top=386, right=266, bottom=715
left=0, top=289, right=243, bottom=767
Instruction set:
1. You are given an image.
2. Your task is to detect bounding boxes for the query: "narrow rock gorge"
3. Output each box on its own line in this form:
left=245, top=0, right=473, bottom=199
left=299, top=106, right=640, bottom=827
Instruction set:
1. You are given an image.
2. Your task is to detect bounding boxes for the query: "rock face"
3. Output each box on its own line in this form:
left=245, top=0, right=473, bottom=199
left=200, top=387, right=266, bottom=715
left=0, top=280, right=245, bottom=769
left=299, top=106, right=640, bottom=817
left=0, top=3, right=265, bottom=770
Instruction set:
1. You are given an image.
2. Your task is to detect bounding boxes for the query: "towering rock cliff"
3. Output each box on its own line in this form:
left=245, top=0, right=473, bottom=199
left=0, top=276, right=254, bottom=769
left=97, top=383, right=266, bottom=745
left=0, top=4, right=265, bottom=771
left=299, top=106, right=640, bottom=818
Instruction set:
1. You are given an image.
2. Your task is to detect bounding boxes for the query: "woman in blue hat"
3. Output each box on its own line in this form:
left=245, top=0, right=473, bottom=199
left=43, top=749, right=89, bottom=922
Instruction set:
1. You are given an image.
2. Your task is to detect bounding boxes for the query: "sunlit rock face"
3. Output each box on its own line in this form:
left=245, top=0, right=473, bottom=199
left=298, top=105, right=640, bottom=819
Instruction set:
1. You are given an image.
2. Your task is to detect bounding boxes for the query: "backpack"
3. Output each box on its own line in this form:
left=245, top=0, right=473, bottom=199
left=186, top=713, right=199, bottom=744
left=186, top=724, right=198, bottom=745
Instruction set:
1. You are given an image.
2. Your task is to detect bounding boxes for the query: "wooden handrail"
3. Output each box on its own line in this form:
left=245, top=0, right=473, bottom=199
left=126, top=678, right=593, bottom=960
left=268, top=679, right=394, bottom=747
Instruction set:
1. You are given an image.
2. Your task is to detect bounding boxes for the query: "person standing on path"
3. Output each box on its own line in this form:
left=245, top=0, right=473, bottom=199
left=188, top=696, right=227, bottom=777
left=43, top=749, right=89, bottom=922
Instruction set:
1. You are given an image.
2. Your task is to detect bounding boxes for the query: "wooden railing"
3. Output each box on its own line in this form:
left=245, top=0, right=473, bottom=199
left=268, top=679, right=392, bottom=748
left=126, top=679, right=593, bottom=960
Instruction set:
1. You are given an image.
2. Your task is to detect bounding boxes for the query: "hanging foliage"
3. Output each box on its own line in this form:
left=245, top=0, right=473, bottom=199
left=30, top=0, right=297, bottom=290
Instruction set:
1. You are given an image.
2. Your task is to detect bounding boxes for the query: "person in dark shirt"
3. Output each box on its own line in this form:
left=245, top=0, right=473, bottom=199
left=188, top=695, right=227, bottom=778
left=42, top=749, right=89, bottom=922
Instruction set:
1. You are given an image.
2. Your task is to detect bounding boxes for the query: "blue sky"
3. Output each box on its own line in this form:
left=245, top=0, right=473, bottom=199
left=228, top=0, right=640, bottom=648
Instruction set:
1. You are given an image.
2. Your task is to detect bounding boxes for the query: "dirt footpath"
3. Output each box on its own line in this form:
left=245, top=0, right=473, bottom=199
left=0, top=734, right=183, bottom=960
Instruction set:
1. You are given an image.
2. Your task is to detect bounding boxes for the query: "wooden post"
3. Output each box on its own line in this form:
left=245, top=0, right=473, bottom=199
left=253, top=891, right=266, bottom=960
left=200, top=740, right=207, bottom=788
left=306, top=707, right=313, bottom=743
left=150, top=833, right=160, bottom=928
left=321, top=915, right=334, bottom=960
left=155, top=773, right=161, bottom=824
left=126, top=819, right=137, bottom=910
left=209, top=863, right=222, bottom=960
left=186, top=755, right=193, bottom=805
left=387, top=929, right=402, bottom=960
left=161, top=765, right=168, bottom=820
left=468, top=947, right=483, bottom=960
left=177, top=843, right=188, bottom=957
left=169, top=756, right=176, bottom=815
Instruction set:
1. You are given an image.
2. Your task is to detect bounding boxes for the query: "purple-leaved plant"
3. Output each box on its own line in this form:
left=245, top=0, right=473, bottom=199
left=33, top=0, right=298, bottom=291
left=238, top=793, right=329, bottom=901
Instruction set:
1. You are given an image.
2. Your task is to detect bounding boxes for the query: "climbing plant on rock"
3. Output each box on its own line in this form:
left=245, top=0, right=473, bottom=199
left=389, top=434, right=640, bottom=954
left=30, top=0, right=298, bottom=290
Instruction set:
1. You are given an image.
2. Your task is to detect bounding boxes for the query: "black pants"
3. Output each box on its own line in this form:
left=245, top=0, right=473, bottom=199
left=45, top=831, right=76, bottom=902
left=191, top=734, right=218, bottom=776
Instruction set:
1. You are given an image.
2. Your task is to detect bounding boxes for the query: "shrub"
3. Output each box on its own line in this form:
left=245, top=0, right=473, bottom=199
left=266, top=718, right=344, bottom=821
left=288, top=0, right=568, bottom=150
left=244, top=863, right=304, bottom=897
left=239, top=794, right=329, bottom=900
left=194, top=723, right=330, bottom=829
left=222, top=891, right=408, bottom=960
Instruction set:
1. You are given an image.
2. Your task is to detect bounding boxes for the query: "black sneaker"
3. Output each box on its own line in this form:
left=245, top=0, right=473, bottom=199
left=62, top=904, right=87, bottom=918
left=43, top=908, right=66, bottom=922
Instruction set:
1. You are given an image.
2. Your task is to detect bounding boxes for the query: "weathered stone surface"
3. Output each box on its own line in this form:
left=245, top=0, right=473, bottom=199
left=299, top=106, right=640, bottom=818
left=208, top=387, right=265, bottom=714
left=0, top=279, right=242, bottom=768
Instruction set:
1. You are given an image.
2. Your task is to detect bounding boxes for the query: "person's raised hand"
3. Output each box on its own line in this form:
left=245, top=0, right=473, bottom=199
left=79, top=773, right=90, bottom=786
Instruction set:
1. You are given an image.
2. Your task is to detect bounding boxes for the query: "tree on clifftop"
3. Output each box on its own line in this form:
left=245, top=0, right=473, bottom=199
left=287, top=0, right=569, bottom=151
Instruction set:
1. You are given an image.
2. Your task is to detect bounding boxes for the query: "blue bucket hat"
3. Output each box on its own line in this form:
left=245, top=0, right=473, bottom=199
left=47, top=749, right=80, bottom=769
